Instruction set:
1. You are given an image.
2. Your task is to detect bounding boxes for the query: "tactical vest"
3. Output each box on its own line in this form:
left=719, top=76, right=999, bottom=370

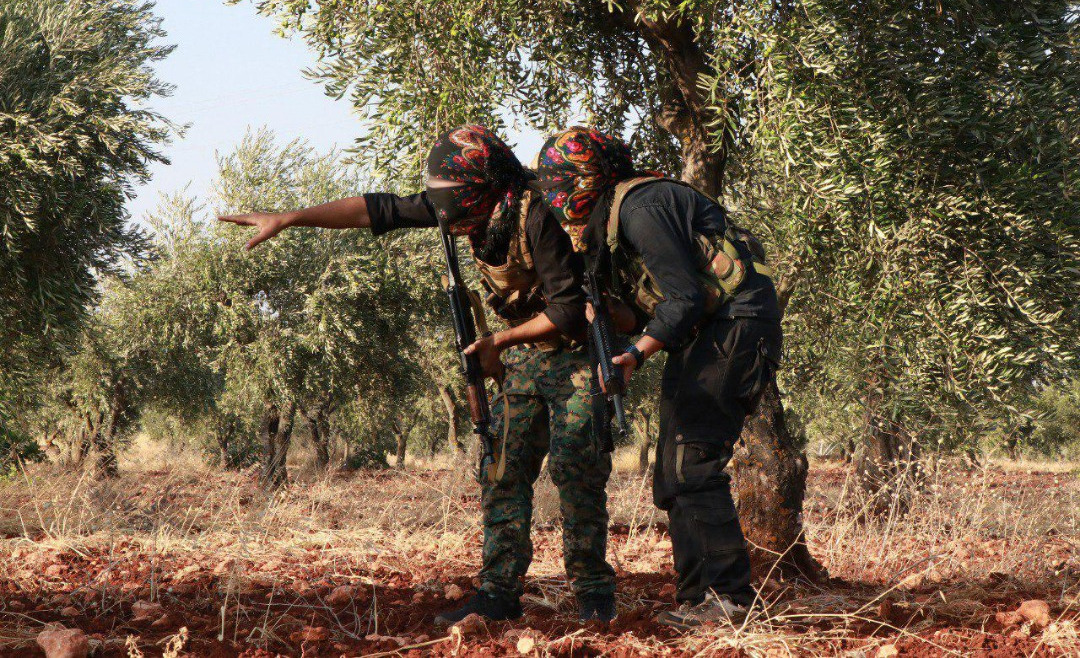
left=605, top=177, right=774, bottom=319
left=471, top=191, right=565, bottom=352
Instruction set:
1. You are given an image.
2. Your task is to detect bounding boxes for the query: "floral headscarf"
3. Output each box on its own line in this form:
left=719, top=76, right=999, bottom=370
left=425, top=125, right=532, bottom=260
left=534, top=127, right=652, bottom=252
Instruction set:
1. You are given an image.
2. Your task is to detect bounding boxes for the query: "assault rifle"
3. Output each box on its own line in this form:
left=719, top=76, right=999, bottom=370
left=437, top=217, right=498, bottom=483
left=583, top=268, right=628, bottom=443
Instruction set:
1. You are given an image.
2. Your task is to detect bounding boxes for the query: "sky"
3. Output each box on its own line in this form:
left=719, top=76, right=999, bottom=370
left=130, top=0, right=545, bottom=224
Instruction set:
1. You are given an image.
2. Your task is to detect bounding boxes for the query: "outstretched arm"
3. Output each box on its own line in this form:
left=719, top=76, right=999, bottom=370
left=218, top=196, right=371, bottom=250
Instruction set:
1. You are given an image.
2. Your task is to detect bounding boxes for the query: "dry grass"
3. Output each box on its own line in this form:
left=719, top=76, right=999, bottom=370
left=0, top=439, right=1077, bottom=656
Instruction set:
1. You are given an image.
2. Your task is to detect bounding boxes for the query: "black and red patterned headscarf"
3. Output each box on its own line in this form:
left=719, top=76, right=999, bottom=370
left=425, top=125, right=532, bottom=261
left=534, top=127, right=654, bottom=252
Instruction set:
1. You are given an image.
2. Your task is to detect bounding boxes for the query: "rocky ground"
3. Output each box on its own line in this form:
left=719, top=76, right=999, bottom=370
left=0, top=454, right=1077, bottom=656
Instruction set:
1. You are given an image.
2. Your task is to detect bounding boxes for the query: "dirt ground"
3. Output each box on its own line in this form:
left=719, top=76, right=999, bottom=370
left=0, top=449, right=1077, bottom=657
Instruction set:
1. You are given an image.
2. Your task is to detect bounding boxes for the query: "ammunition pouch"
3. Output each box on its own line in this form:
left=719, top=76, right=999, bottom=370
left=606, top=177, right=773, bottom=321
left=472, top=191, right=566, bottom=352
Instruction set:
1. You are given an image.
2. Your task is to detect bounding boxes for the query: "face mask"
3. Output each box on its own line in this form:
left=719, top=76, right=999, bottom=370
left=426, top=186, right=468, bottom=222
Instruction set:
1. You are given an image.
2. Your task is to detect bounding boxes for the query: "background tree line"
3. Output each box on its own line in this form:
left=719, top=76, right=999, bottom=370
left=2, top=0, right=1079, bottom=574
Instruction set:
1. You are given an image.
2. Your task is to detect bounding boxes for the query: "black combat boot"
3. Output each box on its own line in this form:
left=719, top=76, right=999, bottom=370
left=434, top=591, right=523, bottom=626
left=577, top=592, right=616, bottom=622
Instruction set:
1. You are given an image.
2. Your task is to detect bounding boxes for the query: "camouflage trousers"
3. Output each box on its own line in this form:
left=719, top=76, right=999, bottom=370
left=478, top=346, right=616, bottom=600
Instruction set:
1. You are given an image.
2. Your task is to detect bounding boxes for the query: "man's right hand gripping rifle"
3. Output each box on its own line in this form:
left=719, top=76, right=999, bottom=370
left=583, top=265, right=638, bottom=445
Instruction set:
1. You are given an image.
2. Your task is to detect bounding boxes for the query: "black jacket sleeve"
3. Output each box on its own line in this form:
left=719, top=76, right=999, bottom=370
left=363, top=191, right=438, bottom=236
left=619, top=199, right=707, bottom=349
left=523, top=203, right=588, bottom=341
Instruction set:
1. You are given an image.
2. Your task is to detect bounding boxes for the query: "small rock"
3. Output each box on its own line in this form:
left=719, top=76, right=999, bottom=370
left=365, top=634, right=408, bottom=647
left=875, top=644, right=899, bottom=658
left=899, top=573, right=925, bottom=590
left=659, top=583, right=677, bottom=600
left=130, top=600, right=164, bottom=623
left=444, top=584, right=465, bottom=601
left=327, top=585, right=354, bottom=606
left=298, top=626, right=329, bottom=642
left=758, top=578, right=782, bottom=596
left=452, top=612, right=483, bottom=635
left=36, top=627, right=89, bottom=658
left=150, top=612, right=181, bottom=629
left=517, top=635, right=537, bottom=654
left=878, top=599, right=894, bottom=621
left=996, top=610, right=1024, bottom=628
left=86, top=638, right=104, bottom=656
left=1018, top=599, right=1051, bottom=629
left=173, top=564, right=201, bottom=583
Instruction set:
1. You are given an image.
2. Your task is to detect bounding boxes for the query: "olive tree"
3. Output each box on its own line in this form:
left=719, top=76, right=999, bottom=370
left=738, top=1, right=1080, bottom=511
left=0, top=0, right=174, bottom=410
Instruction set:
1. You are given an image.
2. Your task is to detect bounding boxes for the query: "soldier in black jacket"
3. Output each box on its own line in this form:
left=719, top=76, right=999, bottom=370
left=534, top=127, right=782, bottom=628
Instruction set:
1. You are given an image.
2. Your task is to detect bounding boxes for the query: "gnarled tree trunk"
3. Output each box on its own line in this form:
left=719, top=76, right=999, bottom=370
left=92, top=378, right=132, bottom=478
left=635, top=409, right=652, bottom=475
left=394, top=423, right=408, bottom=469
left=853, top=406, right=922, bottom=518
left=733, top=382, right=823, bottom=581
left=439, top=384, right=463, bottom=454
left=304, top=403, right=332, bottom=472
left=259, top=401, right=296, bottom=489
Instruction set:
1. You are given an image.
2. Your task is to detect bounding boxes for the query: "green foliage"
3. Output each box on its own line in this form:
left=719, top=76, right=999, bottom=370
left=246, top=0, right=1080, bottom=455
left=0, top=416, right=43, bottom=477
left=240, top=0, right=732, bottom=182
left=121, top=130, right=455, bottom=471
left=0, top=0, right=175, bottom=408
left=1029, top=380, right=1080, bottom=459
left=735, top=2, right=1080, bottom=449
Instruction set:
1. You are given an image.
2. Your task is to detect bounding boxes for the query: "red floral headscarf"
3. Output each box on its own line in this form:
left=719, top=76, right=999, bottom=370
left=534, top=127, right=652, bottom=252
left=425, top=125, right=531, bottom=250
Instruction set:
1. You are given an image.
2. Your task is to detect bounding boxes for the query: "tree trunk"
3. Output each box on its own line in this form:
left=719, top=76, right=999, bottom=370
left=75, top=408, right=102, bottom=468
left=635, top=409, right=652, bottom=475
left=732, top=383, right=824, bottom=581
left=93, top=380, right=130, bottom=478
left=852, top=407, right=921, bottom=518
left=394, top=425, right=408, bottom=469
left=259, top=402, right=295, bottom=489
left=439, top=385, right=463, bottom=454
left=305, top=407, right=331, bottom=472
left=215, top=415, right=235, bottom=469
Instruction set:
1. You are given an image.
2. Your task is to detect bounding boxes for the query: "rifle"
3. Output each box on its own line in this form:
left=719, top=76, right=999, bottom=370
left=583, top=268, right=628, bottom=444
left=437, top=217, right=498, bottom=483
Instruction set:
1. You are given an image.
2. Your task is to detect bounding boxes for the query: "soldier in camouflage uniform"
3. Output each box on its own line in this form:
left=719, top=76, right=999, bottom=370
left=219, top=125, right=616, bottom=624
left=481, top=346, right=612, bottom=601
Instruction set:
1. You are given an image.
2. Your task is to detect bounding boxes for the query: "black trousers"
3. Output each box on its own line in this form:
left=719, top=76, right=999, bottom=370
left=653, top=317, right=782, bottom=606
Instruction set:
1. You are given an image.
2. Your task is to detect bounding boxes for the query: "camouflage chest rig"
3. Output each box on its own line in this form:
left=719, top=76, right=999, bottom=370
left=471, top=190, right=566, bottom=352
left=605, top=177, right=774, bottom=320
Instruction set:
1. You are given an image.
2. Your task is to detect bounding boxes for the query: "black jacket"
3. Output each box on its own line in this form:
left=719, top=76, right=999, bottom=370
left=364, top=191, right=588, bottom=340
